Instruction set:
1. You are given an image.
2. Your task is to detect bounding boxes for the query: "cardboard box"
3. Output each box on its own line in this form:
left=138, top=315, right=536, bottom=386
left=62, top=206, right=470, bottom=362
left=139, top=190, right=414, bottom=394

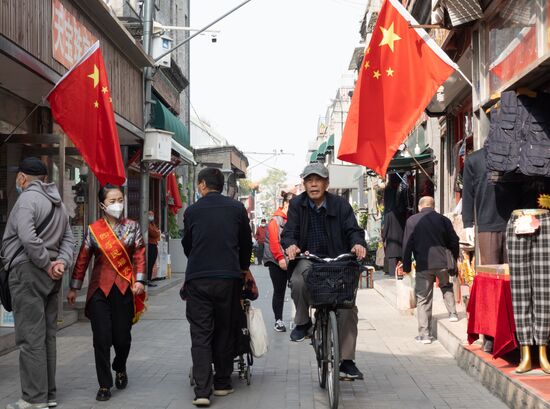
left=477, top=264, right=509, bottom=275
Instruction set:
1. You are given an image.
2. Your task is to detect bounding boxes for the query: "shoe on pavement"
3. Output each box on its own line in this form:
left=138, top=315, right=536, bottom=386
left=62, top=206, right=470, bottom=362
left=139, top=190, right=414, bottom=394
left=47, top=401, right=57, bottom=408
left=147, top=280, right=158, bottom=287
left=6, top=400, right=48, bottom=409
left=290, top=321, right=312, bottom=342
left=482, top=338, right=494, bottom=353
left=415, top=335, right=432, bottom=344
left=339, top=360, right=364, bottom=380
left=274, top=320, right=286, bottom=332
left=96, top=388, right=111, bottom=402
left=192, top=397, right=211, bottom=407
left=115, top=371, right=128, bottom=389
left=449, top=313, right=459, bottom=322
left=213, top=388, right=234, bottom=396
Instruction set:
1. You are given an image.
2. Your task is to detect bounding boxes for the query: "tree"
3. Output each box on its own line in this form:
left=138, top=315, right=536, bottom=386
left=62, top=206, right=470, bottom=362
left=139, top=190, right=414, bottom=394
left=238, top=179, right=258, bottom=196
left=258, top=169, right=287, bottom=218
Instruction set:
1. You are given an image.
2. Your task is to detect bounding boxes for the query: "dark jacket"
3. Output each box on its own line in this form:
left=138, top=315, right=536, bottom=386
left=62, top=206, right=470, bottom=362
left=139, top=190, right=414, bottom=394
left=182, top=192, right=252, bottom=282
left=462, top=148, right=522, bottom=232
left=382, top=210, right=406, bottom=258
left=402, top=208, right=459, bottom=273
left=280, top=191, right=366, bottom=258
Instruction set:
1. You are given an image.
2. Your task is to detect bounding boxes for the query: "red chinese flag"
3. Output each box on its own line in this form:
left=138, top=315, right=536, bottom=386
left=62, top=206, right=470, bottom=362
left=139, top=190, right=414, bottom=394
left=166, top=172, right=183, bottom=215
left=338, top=0, right=457, bottom=176
left=47, top=41, right=126, bottom=186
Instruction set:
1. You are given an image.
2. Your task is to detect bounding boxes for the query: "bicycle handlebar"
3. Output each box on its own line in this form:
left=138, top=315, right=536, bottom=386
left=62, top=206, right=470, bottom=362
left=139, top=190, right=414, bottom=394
left=295, top=252, right=360, bottom=263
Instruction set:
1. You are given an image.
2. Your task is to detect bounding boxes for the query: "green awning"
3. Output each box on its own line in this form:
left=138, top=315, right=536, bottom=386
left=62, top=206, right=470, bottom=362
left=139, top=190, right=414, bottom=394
left=327, top=134, right=335, bottom=150
left=152, top=95, right=191, bottom=149
left=310, top=150, right=318, bottom=163
left=387, top=150, right=433, bottom=172
left=317, top=142, right=328, bottom=158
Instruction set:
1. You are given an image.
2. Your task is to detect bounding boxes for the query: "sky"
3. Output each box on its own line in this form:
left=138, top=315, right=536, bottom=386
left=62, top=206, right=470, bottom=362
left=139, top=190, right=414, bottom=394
left=190, top=0, right=366, bottom=184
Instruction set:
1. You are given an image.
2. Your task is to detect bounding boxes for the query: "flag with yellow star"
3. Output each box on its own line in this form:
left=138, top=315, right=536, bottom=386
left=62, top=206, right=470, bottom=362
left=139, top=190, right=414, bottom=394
left=338, top=0, right=458, bottom=176
left=47, top=41, right=126, bottom=186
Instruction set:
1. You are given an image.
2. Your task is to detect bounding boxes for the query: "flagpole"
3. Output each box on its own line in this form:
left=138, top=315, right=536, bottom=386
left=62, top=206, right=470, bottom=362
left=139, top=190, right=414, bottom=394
left=403, top=145, right=435, bottom=185
left=1, top=97, right=46, bottom=146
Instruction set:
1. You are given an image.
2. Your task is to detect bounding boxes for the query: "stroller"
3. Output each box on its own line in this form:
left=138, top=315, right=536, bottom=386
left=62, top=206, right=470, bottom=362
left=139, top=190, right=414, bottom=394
left=189, top=271, right=257, bottom=387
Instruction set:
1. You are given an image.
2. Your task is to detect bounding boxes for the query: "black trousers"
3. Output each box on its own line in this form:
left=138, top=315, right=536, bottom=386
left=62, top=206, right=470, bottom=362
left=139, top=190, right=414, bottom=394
left=268, top=262, right=290, bottom=321
left=256, top=243, right=265, bottom=264
left=186, top=278, right=241, bottom=398
left=88, top=287, right=134, bottom=388
left=147, top=243, right=158, bottom=281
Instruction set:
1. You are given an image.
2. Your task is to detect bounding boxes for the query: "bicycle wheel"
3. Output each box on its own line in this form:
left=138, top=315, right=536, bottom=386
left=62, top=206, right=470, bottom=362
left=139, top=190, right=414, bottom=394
left=327, top=310, right=340, bottom=409
left=313, top=311, right=328, bottom=388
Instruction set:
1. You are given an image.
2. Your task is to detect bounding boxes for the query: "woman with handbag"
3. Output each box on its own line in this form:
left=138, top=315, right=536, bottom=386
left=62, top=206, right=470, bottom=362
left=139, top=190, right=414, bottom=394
left=67, top=185, right=146, bottom=401
left=263, top=192, right=295, bottom=332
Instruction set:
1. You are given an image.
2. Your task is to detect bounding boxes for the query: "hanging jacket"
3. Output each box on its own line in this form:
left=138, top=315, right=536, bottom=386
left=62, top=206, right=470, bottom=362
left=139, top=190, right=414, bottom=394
left=485, top=90, right=550, bottom=177
left=263, top=208, right=287, bottom=266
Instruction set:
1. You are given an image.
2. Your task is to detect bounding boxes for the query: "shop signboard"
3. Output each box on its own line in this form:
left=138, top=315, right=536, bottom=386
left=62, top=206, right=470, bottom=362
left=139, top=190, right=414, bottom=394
left=52, top=0, right=98, bottom=69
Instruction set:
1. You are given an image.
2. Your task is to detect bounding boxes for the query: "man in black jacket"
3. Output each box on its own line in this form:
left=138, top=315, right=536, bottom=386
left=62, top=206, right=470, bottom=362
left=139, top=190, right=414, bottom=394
left=402, top=196, right=460, bottom=344
left=281, top=163, right=367, bottom=379
left=182, top=167, right=252, bottom=407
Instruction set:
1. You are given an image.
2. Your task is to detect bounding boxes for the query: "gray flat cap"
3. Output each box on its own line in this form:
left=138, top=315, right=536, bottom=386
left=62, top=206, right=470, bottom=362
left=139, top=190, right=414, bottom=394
left=301, top=163, right=329, bottom=179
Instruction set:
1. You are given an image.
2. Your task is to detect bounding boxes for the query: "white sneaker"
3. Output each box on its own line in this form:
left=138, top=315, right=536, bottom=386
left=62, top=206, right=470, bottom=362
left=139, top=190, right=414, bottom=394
left=6, top=399, right=48, bottom=409
left=47, top=402, right=57, bottom=408
left=192, top=397, right=210, bottom=407
left=415, top=335, right=432, bottom=344
left=213, top=388, right=234, bottom=396
left=274, top=320, right=286, bottom=332
left=449, top=313, right=459, bottom=322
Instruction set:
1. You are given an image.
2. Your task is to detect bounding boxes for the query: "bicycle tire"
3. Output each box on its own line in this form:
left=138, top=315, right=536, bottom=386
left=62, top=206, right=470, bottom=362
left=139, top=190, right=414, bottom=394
left=327, top=310, right=340, bottom=409
left=314, top=312, right=328, bottom=388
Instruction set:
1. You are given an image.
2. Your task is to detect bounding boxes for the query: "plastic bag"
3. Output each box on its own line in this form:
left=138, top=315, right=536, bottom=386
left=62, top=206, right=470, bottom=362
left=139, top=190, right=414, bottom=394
left=396, top=273, right=416, bottom=310
left=375, top=245, right=385, bottom=268
left=247, top=306, right=269, bottom=357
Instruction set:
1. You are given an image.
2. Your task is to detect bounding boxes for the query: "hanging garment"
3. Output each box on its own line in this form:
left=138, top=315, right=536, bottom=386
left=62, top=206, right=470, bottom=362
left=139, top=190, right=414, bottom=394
left=507, top=210, right=550, bottom=345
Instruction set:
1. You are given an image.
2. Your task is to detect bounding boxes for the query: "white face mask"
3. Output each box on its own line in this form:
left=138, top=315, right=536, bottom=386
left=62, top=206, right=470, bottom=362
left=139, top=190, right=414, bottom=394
left=103, top=203, right=124, bottom=219
left=148, top=216, right=154, bottom=222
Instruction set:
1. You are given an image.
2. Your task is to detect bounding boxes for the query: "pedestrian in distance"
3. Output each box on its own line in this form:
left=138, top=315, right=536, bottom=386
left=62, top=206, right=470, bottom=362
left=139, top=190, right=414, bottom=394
left=402, top=196, right=460, bottom=345
left=255, top=218, right=267, bottom=264
left=181, top=167, right=252, bottom=407
left=67, top=184, right=146, bottom=402
left=2, top=157, right=75, bottom=409
left=281, top=162, right=367, bottom=380
left=263, top=191, right=296, bottom=332
left=147, top=210, right=161, bottom=287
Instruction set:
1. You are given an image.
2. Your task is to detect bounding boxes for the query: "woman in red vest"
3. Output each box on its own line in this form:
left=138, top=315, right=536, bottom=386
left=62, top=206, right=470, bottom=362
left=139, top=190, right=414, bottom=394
left=67, top=185, right=146, bottom=401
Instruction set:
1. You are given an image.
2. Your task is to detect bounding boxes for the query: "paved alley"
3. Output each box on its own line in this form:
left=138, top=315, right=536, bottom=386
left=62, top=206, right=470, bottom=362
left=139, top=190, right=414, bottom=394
left=0, top=266, right=508, bottom=409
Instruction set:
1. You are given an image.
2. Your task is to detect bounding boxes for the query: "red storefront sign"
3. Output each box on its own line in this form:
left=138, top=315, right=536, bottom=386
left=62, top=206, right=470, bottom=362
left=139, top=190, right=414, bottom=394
left=52, top=0, right=97, bottom=69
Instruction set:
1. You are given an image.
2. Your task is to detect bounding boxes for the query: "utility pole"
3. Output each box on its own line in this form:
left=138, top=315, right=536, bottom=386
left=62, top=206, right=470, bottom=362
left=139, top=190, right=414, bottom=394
left=141, top=0, right=154, bottom=261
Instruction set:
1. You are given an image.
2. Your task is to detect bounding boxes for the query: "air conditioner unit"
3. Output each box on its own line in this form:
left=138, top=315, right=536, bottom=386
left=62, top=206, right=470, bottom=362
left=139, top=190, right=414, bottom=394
left=152, top=33, right=172, bottom=68
left=143, top=128, right=173, bottom=162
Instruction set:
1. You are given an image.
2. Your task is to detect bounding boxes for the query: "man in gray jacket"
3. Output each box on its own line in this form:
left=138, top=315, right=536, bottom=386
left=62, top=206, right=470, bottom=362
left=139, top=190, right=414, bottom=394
left=2, top=157, right=75, bottom=409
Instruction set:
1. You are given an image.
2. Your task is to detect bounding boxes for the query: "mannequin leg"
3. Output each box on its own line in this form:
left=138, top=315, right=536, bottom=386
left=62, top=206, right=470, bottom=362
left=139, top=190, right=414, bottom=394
left=516, top=345, right=532, bottom=373
left=539, top=346, right=550, bottom=374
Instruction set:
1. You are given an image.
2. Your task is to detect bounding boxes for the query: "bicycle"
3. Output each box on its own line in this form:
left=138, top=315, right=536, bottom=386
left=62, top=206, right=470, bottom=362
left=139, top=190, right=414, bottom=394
left=296, top=253, right=364, bottom=409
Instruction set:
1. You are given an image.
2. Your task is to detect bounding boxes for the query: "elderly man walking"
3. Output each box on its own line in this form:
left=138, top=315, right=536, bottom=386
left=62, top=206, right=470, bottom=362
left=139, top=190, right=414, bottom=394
left=2, top=157, right=75, bottom=409
left=402, top=196, right=459, bottom=344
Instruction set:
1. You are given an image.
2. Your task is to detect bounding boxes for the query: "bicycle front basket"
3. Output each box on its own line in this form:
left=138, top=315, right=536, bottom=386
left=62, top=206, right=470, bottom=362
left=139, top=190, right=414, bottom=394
left=304, top=260, right=362, bottom=308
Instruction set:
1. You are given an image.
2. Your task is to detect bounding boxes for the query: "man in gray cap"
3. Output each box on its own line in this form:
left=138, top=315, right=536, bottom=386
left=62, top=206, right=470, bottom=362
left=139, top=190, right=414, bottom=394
left=281, top=162, right=367, bottom=379
left=2, top=157, right=75, bottom=409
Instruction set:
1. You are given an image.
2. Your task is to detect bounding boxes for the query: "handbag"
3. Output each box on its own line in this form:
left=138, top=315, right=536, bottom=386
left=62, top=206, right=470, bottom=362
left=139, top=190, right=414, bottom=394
left=445, top=248, right=458, bottom=276
left=396, top=273, right=416, bottom=310
left=246, top=305, right=269, bottom=358
left=0, top=204, right=55, bottom=312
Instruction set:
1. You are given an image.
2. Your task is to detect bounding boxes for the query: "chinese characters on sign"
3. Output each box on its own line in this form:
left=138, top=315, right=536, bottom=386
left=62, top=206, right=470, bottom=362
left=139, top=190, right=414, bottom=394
left=52, top=0, right=97, bottom=69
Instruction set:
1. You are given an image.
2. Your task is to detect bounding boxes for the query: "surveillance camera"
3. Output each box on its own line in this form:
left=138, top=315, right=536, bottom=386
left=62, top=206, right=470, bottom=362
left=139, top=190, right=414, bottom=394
left=211, top=35, right=217, bottom=43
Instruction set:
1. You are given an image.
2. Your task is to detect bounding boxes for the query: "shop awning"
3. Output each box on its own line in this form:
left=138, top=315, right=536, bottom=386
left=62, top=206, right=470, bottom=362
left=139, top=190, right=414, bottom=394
left=309, top=150, right=318, bottom=163
left=172, top=139, right=196, bottom=165
left=317, top=142, right=328, bottom=158
left=327, top=134, right=335, bottom=150
left=387, top=150, right=433, bottom=172
left=152, top=95, right=191, bottom=149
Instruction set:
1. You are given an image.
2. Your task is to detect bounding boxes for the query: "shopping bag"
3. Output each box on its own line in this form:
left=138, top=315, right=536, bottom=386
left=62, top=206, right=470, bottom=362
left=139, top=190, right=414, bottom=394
left=375, top=244, right=385, bottom=268
left=396, top=273, right=416, bottom=310
left=247, top=306, right=269, bottom=357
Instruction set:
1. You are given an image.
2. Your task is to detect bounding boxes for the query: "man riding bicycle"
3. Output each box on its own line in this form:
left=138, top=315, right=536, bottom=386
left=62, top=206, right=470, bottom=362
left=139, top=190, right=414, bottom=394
left=281, top=163, right=367, bottom=380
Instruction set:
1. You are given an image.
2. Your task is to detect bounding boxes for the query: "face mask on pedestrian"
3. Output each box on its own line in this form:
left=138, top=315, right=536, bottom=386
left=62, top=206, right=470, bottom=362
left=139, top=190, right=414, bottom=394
left=148, top=215, right=154, bottom=222
left=102, top=203, right=124, bottom=219
left=15, top=174, right=24, bottom=194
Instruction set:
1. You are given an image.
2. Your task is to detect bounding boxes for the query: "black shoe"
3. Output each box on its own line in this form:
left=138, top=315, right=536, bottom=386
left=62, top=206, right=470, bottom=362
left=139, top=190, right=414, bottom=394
left=115, top=372, right=128, bottom=389
left=96, top=388, right=111, bottom=401
left=482, top=337, right=494, bottom=353
left=147, top=280, right=158, bottom=287
left=290, top=321, right=312, bottom=342
left=339, top=360, right=364, bottom=380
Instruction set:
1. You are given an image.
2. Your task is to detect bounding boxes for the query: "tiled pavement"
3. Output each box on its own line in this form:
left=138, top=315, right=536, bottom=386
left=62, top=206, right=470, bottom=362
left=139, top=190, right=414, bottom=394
left=0, top=265, right=508, bottom=408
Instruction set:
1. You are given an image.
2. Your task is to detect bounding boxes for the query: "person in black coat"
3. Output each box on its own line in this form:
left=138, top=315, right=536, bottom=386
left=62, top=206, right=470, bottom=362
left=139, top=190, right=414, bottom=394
left=181, top=167, right=252, bottom=407
left=281, top=163, right=367, bottom=380
left=402, top=196, right=459, bottom=344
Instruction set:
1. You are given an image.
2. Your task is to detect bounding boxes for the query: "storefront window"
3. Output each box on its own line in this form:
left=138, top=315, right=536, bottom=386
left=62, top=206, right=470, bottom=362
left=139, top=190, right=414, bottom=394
left=487, top=1, right=540, bottom=94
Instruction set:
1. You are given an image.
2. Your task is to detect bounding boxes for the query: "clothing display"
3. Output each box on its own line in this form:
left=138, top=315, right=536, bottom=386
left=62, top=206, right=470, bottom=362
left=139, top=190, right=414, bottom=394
left=485, top=90, right=550, bottom=177
left=507, top=210, right=550, bottom=345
